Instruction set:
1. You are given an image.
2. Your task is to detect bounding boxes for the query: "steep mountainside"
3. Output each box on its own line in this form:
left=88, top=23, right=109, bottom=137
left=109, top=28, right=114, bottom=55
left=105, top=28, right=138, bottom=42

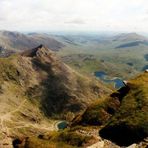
left=71, top=72, right=148, bottom=147
left=20, top=45, right=110, bottom=115
left=100, top=72, right=148, bottom=146
left=19, top=72, right=148, bottom=148
left=0, top=45, right=111, bottom=147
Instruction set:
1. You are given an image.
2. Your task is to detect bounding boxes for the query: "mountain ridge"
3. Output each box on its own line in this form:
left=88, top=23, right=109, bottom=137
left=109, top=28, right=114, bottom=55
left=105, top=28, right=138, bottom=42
left=0, top=30, right=64, bottom=57
left=0, top=45, right=111, bottom=146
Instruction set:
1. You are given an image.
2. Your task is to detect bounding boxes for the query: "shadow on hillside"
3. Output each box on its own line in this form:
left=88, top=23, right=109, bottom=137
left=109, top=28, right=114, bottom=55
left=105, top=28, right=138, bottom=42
left=100, top=85, right=147, bottom=146
left=26, top=58, right=84, bottom=118
left=99, top=123, right=147, bottom=146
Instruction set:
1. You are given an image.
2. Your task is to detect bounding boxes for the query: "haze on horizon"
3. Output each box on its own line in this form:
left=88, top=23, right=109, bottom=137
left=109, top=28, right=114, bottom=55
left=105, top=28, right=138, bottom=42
left=0, top=0, right=148, bottom=33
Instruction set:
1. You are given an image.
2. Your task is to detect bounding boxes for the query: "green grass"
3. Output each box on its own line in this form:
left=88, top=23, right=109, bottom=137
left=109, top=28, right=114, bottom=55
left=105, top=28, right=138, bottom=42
left=99, top=73, right=148, bottom=145
left=0, top=55, right=20, bottom=83
left=109, top=73, right=148, bottom=130
left=72, top=95, right=120, bottom=126
left=25, top=137, right=76, bottom=148
left=25, top=128, right=94, bottom=148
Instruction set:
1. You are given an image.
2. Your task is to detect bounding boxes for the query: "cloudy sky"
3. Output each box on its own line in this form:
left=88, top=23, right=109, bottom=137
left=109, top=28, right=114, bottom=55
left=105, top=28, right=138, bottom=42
left=0, top=0, right=148, bottom=32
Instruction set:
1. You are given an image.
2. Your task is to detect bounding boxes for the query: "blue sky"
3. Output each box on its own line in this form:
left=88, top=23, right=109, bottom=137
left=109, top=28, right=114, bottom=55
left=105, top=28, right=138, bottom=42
left=0, top=0, right=148, bottom=32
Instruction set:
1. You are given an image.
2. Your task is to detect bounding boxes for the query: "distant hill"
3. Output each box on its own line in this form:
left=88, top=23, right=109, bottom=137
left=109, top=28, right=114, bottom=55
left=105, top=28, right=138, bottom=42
left=52, top=34, right=107, bottom=46
left=110, top=33, right=148, bottom=49
left=116, top=40, right=148, bottom=48
left=112, top=33, right=148, bottom=42
left=0, top=30, right=64, bottom=56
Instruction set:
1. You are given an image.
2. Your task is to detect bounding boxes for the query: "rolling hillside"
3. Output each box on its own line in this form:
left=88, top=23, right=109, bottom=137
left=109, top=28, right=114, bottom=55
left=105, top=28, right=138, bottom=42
left=56, top=32, right=148, bottom=80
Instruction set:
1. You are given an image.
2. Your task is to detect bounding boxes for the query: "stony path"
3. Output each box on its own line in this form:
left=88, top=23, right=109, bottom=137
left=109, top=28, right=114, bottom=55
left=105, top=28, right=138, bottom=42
left=0, top=99, right=27, bottom=136
left=87, top=141, right=104, bottom=148
left=0, top=99, right=27, bottom=148
left=0, top=99, right=60, bottom=148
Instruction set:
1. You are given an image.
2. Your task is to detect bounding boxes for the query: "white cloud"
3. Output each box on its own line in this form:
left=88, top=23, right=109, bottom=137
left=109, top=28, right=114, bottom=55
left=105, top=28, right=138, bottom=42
left=64, top=19, right=86, bottom=25
left=0, top=0, right=148, bottom=32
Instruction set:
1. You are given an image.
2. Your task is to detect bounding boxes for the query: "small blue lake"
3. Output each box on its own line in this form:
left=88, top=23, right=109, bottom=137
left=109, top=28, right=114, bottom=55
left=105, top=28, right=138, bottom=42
left=94, top=71, right=106, bottom=78
left=113, top=78, right=125, bottom=89
left=95, top=71, right=124, bottom=89
left=57, top=121, right=68, bottom=130
left=142, top=65, right=148, bottom=71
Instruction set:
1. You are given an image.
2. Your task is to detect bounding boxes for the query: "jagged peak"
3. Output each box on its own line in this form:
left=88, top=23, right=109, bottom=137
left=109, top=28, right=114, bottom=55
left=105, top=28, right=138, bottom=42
left=21, top=44, right=52, bottom=57
left=37, top=44, right=44, bottom=49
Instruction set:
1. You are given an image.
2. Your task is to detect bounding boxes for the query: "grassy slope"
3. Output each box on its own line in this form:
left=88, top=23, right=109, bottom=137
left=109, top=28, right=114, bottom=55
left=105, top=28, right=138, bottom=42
left=0, top=55, right=56, bottom=143
left=99, top=72, right=148, bottom=146
left=70, top=72, right=148, bottom=146
left=23, top=126, right=98, bottom=148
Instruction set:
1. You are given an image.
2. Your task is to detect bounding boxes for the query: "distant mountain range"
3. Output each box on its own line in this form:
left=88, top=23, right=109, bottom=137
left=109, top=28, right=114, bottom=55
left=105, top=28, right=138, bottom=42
left=0, top=31, right=148, bottom=56
left=54, top=32, right=148, bottom=49
left=54, top=32, right=148, bottom=79
left=0, top=31, right=64, bottom=56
